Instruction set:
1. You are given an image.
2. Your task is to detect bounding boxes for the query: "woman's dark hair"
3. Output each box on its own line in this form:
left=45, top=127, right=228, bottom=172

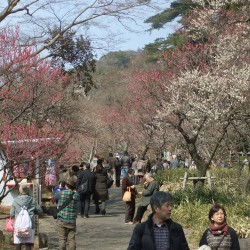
left=71, top=165, right=79, bottom=173
left=97, top=158, right=103, bottom=165
left=128, top=168, right=135, bottom=175
left=208, top=204, right=227, bottom=222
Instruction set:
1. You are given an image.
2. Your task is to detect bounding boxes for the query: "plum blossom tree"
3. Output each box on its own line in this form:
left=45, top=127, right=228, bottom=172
left=0, top=26, right=79, bottom=201
left=128, top=0, right=250, bottom=177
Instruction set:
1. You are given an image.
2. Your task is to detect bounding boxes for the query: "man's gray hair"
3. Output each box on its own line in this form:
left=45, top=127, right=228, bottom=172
left=145, top=172, right=153, bottom=179
left=150, top=191, right=173, bottom=209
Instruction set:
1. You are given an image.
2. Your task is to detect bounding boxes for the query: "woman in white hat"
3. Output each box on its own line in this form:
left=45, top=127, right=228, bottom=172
left=10, top=183, right=43, bottom=250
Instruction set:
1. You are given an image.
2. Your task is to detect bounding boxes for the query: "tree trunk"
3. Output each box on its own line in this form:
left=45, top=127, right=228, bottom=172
left=142, top=145, right=149, bottom=158
left=187, top=143, right=208, bottom=176
left=186, top=142, right=209, bottom=187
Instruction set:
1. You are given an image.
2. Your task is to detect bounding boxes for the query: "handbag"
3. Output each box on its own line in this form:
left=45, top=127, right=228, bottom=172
left=122, top=187, right=131, bottom=202
left=78, top=180, right=89, bottom=195
left=5, top=217, right=14, bottom=232
left=51, top=193, right=74, bottom=219
left=107, top=174, right=114, bottom=189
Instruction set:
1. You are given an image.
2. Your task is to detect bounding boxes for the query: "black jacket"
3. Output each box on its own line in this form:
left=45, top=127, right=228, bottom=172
left=128, top=214, right=190, bottom=250
left=77, top=169, right=95, bottom=195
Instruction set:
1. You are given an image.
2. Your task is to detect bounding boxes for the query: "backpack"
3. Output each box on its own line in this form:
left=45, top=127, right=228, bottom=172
left=14, top=206, right=32, bottom=237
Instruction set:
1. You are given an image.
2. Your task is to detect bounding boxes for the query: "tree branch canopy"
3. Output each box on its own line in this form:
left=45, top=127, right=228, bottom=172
left=0, top=0, right=155, bottom=57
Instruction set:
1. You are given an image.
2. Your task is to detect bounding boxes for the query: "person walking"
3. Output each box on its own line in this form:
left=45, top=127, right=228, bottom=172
left=120, top=151, right=132, bottom=179
left=169, top=155, right=180, bottom=169
left=10, top=182, right=43, bottom=250
left=76, top=163, right=95, bottom=218
left=57, top=176, right=79, bottom=250
left=106, top=153, right=118, bottom=183
left=133, top=173, right=159, bottom=224
left=92, top=159, right=109, bottom=215
left=199, top=204, right=240, bottom=250
left=128, top=191, right=190, bottom=250
left=115, top=157, right=121, bottom=187
left=122, top=169, right=136, bottom=225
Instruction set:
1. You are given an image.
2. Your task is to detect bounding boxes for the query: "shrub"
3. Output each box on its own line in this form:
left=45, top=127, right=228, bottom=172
left=154, top=167, right=250, bottom=247
left=172, top=187, right=243, bottom=205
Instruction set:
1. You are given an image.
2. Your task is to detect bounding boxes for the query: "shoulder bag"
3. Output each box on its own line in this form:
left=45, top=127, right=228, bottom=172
left=78, top=179, right=90, bottom=195
left=51, top=193, right=74, bottom=219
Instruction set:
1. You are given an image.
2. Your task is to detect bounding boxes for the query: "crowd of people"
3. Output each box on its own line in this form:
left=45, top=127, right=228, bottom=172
left=9, top=150, right=241, bottom=250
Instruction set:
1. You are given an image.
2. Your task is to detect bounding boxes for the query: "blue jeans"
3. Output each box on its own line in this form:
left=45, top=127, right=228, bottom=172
left=121, top=167, right=128, bottom=178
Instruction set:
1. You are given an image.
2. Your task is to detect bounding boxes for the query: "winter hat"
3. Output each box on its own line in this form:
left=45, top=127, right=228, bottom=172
left=19, top=183, right=30, bottom=195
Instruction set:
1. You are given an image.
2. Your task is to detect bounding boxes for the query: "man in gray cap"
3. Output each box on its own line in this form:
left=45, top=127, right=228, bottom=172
left=128, top=191, right=190, bottom=250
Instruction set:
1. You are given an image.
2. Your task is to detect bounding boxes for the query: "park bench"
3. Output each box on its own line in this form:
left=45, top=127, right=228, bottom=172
left=180, top=171, right=216, bottom=189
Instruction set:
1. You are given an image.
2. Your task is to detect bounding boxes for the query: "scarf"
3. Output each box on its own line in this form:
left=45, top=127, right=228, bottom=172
left=209, top=222, right=228, bottom=236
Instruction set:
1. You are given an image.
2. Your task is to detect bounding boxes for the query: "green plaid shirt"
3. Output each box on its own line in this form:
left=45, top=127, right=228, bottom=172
left=57, top=189, right=79, bottom=224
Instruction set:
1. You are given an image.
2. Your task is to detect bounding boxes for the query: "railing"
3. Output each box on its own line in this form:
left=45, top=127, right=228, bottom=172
left=180, top=171, right=216, bottom=189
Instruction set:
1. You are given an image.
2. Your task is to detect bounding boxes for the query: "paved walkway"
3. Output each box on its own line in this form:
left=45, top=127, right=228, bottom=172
left=40, top=186, right=134, bottom=250
left=1, top=187, right=250, bottom=249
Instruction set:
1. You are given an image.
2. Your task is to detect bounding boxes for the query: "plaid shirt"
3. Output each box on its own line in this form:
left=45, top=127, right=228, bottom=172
left=153, top=220, right=170, bottom=250
left=57, top=189, right=79, bottom=224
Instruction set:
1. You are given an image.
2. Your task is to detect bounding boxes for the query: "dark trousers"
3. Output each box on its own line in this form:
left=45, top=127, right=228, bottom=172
left=116, top=180, right=120, bottom=187
left=15, top=243, right=33, bottom=250
left=125, top=199, right=135, bottom=223
left=134, top=205, right=147, bottom=223
left=80, top=193, right=91, bottom=216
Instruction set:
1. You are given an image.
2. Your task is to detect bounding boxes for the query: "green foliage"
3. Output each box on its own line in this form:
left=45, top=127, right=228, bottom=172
left=47, top=28, right=96, bottom=94
left=145, top=0, right=198, bottom=30
left=155, top=168, right=250, bottom=246
left=144, top=33, right=185, bottom=59
left=173, top=187, right=242, bottom=205
left=145, top=0, right=247, bottom=31
left=97, top=51, right=138, bottom=71
left=155, top=168, right=189, bottom=184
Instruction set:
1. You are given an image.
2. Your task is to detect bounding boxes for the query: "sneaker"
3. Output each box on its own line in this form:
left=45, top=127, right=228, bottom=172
left=83, top=215, right=89, bottom=218
left=125, top=221, right=133, bottom=225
